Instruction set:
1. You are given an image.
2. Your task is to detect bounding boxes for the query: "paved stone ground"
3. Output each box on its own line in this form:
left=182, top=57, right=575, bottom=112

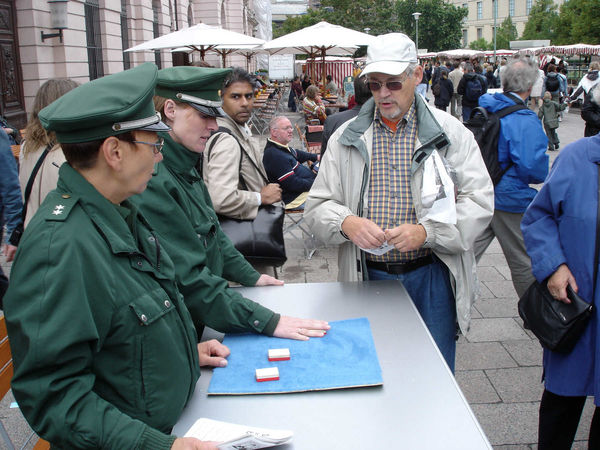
left=0, top=99, right=594, bottom=449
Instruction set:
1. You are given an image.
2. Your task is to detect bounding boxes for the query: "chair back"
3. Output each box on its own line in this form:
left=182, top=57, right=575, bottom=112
left=0, top=316, right=13, bottom=400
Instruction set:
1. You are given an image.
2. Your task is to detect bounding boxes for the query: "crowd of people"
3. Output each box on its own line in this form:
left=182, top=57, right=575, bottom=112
left=0, top=32, right=599, bottom=449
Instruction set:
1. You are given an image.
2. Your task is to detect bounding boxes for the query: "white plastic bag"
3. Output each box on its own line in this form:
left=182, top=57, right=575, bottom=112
left=421, top=150, right=456, bottom=224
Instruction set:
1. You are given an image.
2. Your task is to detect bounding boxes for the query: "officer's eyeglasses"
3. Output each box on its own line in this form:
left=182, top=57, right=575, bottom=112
left=132, top=137, right=164, bottom=155
left=367, top=78, right=407, bottom=92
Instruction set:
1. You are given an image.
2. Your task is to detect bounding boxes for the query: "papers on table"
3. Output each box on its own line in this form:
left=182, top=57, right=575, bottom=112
left=185, top=418, right=293, bottom=449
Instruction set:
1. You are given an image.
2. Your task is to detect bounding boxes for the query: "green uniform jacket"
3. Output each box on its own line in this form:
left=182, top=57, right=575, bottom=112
left=4, top=164, right=200, bottom=449
left=130, top=132, right=279, bottom=336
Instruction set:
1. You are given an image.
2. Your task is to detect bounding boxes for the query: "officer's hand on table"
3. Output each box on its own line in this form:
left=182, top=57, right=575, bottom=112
left=341, top=216, right=385, bottom=249
left=171, top=437, right=219, bottom=450
left=260, top=183, right=282, bottom=204
left=385, top=224, right=427, bottom=252
left=197, top=339, right=230, bottom=367
left=273, top=316, right=330, bottom=341
left=2, top=244, right=17, bottom=262
left=255, top=274, right=284, bottom=286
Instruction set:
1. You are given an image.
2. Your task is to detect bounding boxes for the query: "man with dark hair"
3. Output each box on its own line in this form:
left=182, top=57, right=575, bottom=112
left=325, top=74, right=338, bottom=95
left=457, top=62, right=486, bottom=121
left=203, top=67, right=281, bottom=221
left=321, top=74, right=372, bottom=153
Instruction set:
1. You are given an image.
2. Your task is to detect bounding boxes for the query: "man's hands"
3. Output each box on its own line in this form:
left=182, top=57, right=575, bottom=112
left=1, top=244, right=17, bottom=262
left=341, top=216, right=385, bottom=249
left=255, top=274, right=284, bottom=286
left=260, top=183, right=282, bottom=204
left=197, top=339, right=230, bottom=367
left=547, top=264, right=578, bottom=304
left=171, top=437, right=219, bottom=450
left=273, top=316, right=330, bottom=341
left=341, top=217, right=427, bottom=252
left=384, top=224, right=427, bottom=252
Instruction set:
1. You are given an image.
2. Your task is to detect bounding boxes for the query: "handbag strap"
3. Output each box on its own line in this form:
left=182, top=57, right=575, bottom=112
left=594, top=164, right=600, bottom=295
left=20, top=144, right=52, bottom=223
left=207, top=126, right=269, bottom=186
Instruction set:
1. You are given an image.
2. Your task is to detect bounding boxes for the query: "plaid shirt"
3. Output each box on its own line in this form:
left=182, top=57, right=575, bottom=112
left=367, top=102, right=431, bottom=263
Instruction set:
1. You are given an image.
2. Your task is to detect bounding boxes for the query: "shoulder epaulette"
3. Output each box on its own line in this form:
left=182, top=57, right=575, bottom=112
left=45, top=193, right=79, bottom=222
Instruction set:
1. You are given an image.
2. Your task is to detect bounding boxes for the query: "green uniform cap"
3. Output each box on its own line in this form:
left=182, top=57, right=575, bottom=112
left=155, top=66, right=231, bottom=118
left=39, top=63, right=170, bottom=144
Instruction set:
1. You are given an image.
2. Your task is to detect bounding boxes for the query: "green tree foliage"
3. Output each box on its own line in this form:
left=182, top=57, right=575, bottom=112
left=521, top=0, right=559, bottom=42
left=394, top=0, right=467, bottom=52
left=495, top=16, right=518, bottom=50
left=469, top=38, right=491, bottom=51
left=273, top=0, right=466, bottom=52
left=554, top=0, right=600, bottom=45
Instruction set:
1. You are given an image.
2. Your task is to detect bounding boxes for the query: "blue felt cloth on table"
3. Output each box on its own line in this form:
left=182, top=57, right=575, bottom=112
left=207, top=317, right=383, bottom=395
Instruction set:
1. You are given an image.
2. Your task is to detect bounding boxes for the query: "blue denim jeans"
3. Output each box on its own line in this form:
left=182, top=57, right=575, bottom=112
left=367, top=258, right=457, bottom=372
left=462, top=105, right=473, bottom=122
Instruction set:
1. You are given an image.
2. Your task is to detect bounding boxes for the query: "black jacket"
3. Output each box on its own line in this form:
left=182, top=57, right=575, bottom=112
left=262, top=139, right=317, bottom=204
left=434, top=78, right=454, bottom=108
left=457, top=73, right=487, bottom=107
left=582, top=90, right=600, bottom=137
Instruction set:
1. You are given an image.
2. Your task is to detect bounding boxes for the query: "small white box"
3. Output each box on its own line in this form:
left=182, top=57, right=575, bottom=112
left=255, top=367, right=279, bottom=382
left=268, top=348, right=290, bottom=361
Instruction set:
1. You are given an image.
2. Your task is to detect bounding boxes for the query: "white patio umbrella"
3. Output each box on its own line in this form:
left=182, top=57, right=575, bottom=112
left=437, top=49, right=485, bottom=60
left=171, top=44, right=266, bottom=69
left=126, top=23, right=265, bottom=61
left=262, top=21, right=375, bottom=86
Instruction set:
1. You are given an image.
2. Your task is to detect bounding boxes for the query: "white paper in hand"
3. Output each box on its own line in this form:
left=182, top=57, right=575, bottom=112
left=185, top=418, right=293, bottom=449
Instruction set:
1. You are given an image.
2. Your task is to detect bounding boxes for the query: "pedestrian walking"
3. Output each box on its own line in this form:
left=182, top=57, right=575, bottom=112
left=538, top=91, right=566, bottom=151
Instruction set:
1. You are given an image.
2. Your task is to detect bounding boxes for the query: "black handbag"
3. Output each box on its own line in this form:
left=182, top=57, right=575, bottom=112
left=218, top=204, right=286, bottom=267
left=207, top=128, right=287, bottom=267
left=518, top=282, right=593, bottom=353
left=518, top=165, right=600, bottom=353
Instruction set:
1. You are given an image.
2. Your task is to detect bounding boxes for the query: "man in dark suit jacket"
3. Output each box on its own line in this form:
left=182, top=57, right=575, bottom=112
left=320, top=75, right=372, bottom=155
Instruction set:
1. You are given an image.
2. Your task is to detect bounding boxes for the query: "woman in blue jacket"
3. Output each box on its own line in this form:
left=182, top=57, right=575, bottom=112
left=522, top=134, right=600, bottom=449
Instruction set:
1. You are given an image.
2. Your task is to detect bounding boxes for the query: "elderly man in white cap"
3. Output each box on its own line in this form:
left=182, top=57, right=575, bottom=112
left=305, top=33, right=494, bottom=371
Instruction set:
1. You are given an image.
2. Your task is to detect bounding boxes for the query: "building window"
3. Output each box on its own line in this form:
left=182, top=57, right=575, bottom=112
left=462, top=29, right=468, bottom=47
left=477, top=1, right=482, bottom=20
left=509, top=0, right=515, bottom=16
left=85, top=0, right=103, bottom=80
left=477, top=27, right=482, bottom=40
left=121, top=0, right=130, bottom=70
left=187, top=4, right=193, bottom=26
left=526, top=0, right=533, bottom=14
left=152, top=0, right=162, bottom=69
left=462, top=3, right=468, bottom=22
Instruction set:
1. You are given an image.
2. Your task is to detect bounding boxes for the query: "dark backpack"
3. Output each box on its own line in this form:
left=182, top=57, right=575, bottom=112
left=545, top=75, right=560, bottom=92
left=465, top=77, right=484, bottom=102
left=464, top=104, right=527, bottom=185
left=432, top=80, right=442, bottom=96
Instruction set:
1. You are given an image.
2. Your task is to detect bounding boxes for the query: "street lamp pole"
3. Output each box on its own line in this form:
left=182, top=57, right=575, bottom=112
left=493, top=0, right=497, bottom=62
left=412, top=12, right=421, bottom=54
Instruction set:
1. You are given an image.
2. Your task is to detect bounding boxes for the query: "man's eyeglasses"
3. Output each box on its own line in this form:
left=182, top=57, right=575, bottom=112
left=132, top=137, right=164, bottom=155
left=367, top=79, right=406, bottom=92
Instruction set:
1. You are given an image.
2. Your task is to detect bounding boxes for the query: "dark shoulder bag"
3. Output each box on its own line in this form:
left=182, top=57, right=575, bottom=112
left=206, top=129, right=287, bottom=267
left=518, top=165, right=598, bottom=353
left=9, top=145, right=52, bottom=246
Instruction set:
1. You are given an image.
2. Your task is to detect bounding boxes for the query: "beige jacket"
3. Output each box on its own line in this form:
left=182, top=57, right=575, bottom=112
left=305, top=96, right=494, bottom=334
left=18, top=143, right=65, bottom=227
left=203, top=115, right=268, bottom=220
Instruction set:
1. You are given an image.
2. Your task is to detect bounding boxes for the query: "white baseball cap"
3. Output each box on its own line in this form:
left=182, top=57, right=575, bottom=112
left=361, top=33, right=418, bottom=77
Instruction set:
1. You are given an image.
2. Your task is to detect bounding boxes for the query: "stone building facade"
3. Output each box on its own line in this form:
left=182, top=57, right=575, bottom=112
left=447, top=0, right=565, bottom=48
left=3, top=0, right=263, bottom=129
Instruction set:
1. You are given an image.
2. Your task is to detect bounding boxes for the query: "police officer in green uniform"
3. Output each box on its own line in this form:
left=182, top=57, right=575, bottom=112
left=3, top=63, right=223, bottom=450
left=131, top=66, right=330, bottom=340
